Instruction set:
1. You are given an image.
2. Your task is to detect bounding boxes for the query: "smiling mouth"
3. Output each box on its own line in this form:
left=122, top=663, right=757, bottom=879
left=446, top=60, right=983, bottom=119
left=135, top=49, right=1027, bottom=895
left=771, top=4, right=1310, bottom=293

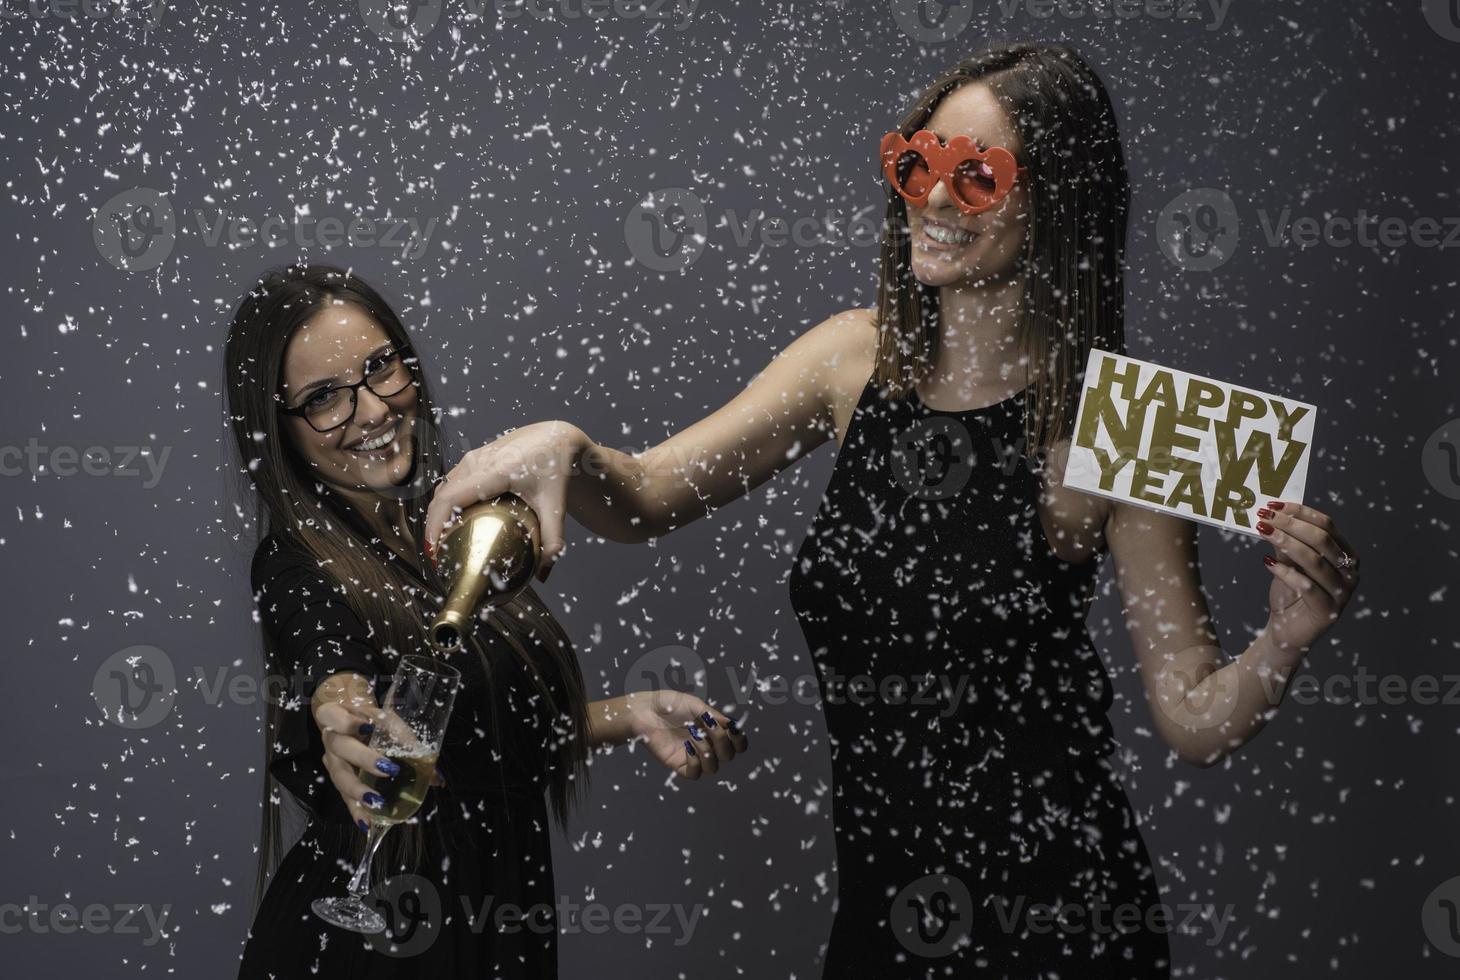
left=921, top=221, right=979, bottom=246
left=347, top=421, right=400, bottom=454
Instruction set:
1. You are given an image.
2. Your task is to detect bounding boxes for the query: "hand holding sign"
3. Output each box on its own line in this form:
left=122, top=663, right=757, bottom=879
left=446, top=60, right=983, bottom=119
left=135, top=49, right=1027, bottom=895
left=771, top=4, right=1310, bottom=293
left=1067, top=350, right=1358, bottom=653
left=1066, top=349, right=1313, bottom=535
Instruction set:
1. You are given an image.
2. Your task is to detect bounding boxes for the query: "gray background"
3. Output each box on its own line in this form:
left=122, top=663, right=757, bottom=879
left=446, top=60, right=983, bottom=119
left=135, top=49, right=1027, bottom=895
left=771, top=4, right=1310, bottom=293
left=3, top=0, right=1459, bottom=976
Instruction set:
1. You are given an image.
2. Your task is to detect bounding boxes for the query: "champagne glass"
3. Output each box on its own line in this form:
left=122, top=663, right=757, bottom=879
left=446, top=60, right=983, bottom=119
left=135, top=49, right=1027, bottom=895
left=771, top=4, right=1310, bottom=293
left=311, top=654, right=460, bottom=934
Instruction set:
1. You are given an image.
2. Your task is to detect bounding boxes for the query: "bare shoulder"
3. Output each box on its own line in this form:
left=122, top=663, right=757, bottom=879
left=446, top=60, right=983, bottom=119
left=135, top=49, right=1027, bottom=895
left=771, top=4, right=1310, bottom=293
left=791, top=309, right=878, bottom=444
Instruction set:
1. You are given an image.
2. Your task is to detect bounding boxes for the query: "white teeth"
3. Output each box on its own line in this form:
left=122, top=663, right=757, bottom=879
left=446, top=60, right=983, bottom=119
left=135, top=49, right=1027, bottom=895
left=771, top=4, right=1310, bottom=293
left=924, top=223, right=977, bottom=245
left=354, top=424, right=398, bottom=452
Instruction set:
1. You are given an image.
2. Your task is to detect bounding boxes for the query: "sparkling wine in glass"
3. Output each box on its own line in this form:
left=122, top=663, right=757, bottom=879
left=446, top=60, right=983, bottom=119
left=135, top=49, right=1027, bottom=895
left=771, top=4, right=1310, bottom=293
left=310, top=654, right=460, bottom=933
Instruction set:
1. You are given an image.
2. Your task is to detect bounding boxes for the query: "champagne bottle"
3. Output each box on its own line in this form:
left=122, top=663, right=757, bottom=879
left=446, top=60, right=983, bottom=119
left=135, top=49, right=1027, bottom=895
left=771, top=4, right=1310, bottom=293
left=429, top=493, right=541, bottom=653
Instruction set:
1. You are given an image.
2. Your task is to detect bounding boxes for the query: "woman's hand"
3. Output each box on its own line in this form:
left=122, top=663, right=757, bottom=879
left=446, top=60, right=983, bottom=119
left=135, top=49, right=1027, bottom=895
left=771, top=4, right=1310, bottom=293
left=312, top=672, right=446, bottom=832
left=1258, top=500, right=1360, bottom=654
left=591, top=691, right=750, bottom=779
left=424, top=421, right=591, bottom=582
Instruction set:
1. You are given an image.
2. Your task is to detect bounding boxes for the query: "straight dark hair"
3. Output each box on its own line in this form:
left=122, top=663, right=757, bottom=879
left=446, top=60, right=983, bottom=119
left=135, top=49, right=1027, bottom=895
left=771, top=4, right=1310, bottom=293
left=223, top=262, right=590, bottom=910
left=874, top=42, right=1131, bottom=454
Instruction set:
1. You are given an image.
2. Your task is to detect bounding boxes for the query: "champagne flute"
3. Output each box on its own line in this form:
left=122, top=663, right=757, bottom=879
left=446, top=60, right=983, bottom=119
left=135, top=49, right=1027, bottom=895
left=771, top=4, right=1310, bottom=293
left=311, top=654, right=461, bottom=934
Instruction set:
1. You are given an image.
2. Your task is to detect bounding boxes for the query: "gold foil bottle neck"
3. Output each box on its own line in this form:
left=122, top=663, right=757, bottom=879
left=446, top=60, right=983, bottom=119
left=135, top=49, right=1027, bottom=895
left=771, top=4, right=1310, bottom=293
left=428, top=494, right=541, bottom=653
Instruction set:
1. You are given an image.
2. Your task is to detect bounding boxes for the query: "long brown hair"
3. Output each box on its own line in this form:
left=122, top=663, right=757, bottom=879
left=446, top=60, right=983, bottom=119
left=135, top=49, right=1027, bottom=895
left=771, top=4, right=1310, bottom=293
left=223, top=262, right=590, bottom=909
left=874, top=42, right=1130, bottom=454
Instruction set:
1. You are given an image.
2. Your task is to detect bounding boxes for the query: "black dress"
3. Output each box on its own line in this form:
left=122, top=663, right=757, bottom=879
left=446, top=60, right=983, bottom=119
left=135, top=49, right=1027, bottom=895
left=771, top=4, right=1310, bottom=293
left=237, top=535, right=567, bottom=979
left=788, top=380, right=1172, bottom=979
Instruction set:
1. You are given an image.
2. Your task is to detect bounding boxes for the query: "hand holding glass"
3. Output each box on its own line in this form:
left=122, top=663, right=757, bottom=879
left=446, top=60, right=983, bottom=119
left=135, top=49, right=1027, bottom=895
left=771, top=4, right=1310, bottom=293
left=311, top=654, right=460, bottom=933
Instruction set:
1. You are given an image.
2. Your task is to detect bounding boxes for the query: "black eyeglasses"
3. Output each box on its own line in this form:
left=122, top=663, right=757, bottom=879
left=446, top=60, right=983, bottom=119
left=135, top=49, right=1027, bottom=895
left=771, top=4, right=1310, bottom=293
left=279, top=345, right=417, bottom=434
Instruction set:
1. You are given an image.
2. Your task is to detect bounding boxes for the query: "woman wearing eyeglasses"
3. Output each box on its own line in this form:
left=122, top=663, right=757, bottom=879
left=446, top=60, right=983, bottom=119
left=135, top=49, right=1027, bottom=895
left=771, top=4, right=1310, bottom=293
left=228, top=263, right=747, bottom=979
left=422, top=43, right=1359, bottom=977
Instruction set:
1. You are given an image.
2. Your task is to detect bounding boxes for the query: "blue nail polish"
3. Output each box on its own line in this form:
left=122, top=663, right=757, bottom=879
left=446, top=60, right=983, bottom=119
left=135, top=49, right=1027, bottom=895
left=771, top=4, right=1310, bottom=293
left=358, top=722, right=374, bottom=736
left=356, top=818, right=369, bottom=833
left=375, top=757, right=401, bottom=776
left=700, top=712, right=717, bottom=729
left=688, top=722, right=704, bottom=741
left=684, top=739, right=696, bottom=758
left=363, top=792, right=385, bottom=809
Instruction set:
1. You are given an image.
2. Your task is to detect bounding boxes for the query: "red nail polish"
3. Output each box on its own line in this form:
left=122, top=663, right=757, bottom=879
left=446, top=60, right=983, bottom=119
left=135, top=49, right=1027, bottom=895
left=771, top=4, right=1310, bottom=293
left=1267, top=501, right=1285, bottom=510
left=1263, top=554, right=1276, bottom=567
left=1256, top=521, right=1274, bottom=535
left=1256, top=507, right=1274, bottom=520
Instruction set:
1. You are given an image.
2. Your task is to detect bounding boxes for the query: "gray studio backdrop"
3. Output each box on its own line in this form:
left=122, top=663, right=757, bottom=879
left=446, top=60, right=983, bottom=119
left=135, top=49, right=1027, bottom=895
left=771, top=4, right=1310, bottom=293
left=4, top=0, right=1459, bottom=976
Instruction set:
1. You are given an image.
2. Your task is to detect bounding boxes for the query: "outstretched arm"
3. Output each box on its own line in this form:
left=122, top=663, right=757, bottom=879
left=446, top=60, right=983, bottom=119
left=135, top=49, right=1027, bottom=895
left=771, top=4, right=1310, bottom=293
left=423, top=310, right=877, bottom=571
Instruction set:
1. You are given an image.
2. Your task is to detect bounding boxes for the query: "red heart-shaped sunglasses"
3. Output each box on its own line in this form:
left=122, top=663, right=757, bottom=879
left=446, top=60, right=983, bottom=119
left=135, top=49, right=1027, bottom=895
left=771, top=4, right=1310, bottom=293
left=880, top=130, right=1027, bottom=216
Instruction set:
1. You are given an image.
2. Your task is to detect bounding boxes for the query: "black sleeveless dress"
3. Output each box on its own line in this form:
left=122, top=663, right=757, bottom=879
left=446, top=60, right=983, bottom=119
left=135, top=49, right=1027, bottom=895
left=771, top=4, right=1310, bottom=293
left=788, top=380, right=1172, bottom=979
left=237, top=535, right=567, bottom=979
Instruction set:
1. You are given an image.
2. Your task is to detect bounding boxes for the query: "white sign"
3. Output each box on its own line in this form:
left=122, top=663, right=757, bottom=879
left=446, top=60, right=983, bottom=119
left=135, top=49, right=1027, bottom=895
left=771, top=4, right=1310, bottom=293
left=1065, top=349, right=1315, bottom=537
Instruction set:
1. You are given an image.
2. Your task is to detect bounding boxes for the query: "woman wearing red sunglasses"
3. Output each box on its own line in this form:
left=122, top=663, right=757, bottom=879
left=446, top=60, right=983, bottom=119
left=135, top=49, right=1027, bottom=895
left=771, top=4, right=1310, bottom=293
left=425, top=43, right=1359, bottom=978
